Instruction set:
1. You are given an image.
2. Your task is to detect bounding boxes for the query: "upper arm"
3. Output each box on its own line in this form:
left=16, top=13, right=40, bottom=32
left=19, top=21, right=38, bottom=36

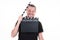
left=38, top=32, right=44, bottom=40
left=38, top=21, right=43, bottom=33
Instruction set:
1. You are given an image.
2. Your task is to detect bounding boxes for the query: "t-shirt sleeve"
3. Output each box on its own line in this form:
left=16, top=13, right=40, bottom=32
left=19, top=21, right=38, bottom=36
left=38, top=21, right=43, bottom=33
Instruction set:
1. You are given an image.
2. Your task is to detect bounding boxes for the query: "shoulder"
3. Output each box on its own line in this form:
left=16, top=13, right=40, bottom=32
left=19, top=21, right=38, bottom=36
left=38, top=21, right=42, bottom=24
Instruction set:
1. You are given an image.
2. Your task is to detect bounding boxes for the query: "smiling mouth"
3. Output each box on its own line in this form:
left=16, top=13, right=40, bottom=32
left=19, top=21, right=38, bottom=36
left=29, top=14, right=33, bottom=16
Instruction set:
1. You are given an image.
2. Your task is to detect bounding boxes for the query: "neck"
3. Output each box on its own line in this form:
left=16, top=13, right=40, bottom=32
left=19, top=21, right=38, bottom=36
left=27, top=15, right=34, bottom=17
left=26, top=16, right=34, bottom=19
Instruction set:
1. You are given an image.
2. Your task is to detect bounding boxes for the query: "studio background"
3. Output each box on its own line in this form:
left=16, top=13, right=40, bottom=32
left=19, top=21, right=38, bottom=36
left=0, top=0, right=60, bottom=40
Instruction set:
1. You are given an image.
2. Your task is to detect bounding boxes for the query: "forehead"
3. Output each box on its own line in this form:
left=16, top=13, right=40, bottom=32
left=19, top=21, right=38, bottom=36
left=27, top=6, right=36, bottom=10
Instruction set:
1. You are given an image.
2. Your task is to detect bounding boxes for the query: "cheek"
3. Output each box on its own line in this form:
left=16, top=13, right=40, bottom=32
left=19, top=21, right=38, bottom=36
left=26, top=10, right=30, bottom=13
left=32, top=11, right=36, bottom=14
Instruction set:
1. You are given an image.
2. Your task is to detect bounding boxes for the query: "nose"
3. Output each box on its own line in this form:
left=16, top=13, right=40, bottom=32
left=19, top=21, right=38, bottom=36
left=29, top=10, right=33, bottom=14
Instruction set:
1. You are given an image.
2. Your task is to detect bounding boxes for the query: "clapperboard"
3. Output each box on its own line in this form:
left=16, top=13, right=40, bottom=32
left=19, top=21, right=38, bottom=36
left=20, top=17, right=39, bottom=33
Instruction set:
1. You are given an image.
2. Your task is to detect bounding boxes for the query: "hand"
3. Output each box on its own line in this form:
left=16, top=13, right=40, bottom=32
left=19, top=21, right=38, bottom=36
left=18, top=15, right=23, bottom=22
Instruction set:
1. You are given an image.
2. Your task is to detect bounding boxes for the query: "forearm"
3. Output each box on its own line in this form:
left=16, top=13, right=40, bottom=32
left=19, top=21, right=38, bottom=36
left=11, top=20, right=21, bottom=37
left=11, top=16, right=23, bottom=37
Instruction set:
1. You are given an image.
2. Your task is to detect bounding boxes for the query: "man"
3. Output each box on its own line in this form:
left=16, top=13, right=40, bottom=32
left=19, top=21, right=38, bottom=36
left=11, top=4, right=44, bottom=40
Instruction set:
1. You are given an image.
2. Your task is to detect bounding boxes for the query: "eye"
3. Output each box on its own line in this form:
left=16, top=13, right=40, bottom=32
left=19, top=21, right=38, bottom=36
left=28, top=10, right=31, bottom=12
left=32, top=10, right=35, bottom=12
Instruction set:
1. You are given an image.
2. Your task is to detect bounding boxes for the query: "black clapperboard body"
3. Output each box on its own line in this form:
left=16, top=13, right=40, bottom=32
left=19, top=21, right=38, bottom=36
left=21, top=17, right=39, bottom=33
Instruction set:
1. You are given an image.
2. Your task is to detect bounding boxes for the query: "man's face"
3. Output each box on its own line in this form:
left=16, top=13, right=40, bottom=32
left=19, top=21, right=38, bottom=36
left=26, top=6, right=36, bottom=17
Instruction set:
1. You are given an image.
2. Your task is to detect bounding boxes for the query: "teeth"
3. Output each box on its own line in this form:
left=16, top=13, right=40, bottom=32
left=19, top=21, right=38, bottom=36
left=29, top=15, right=32, bottom=16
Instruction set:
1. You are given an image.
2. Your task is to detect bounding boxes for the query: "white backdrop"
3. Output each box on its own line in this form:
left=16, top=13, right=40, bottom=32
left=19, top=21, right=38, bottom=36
left=0, top=0, right=60, bottom=40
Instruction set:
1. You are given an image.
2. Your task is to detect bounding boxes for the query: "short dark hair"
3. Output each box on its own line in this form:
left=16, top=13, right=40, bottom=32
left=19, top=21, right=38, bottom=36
left=26, top=4, right=36, bottom=9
